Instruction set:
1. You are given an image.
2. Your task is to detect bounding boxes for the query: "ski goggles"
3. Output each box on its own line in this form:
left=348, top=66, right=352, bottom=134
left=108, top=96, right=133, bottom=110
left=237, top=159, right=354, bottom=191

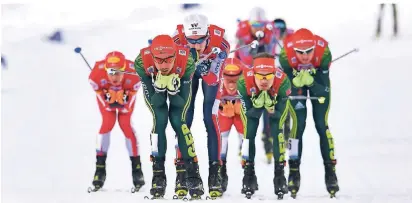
left=294, top=46, right=315, bottom=55
left=254, top=73, right=275, bottom=80
left=274, top=22, right=286, bottom=29
left=152, top=54, right=175, bottom=64
left=249, top=21, right=265, bottom=28
left=185, top=35, right=208, bottom=44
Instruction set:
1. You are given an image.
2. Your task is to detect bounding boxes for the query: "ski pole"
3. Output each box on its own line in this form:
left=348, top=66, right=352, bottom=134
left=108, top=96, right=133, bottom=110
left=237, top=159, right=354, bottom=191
left=331, top=48, right=359, bottom=63
left=74, top=47, right=92, bottom=70
left=285, top=95, right=326, bottom=104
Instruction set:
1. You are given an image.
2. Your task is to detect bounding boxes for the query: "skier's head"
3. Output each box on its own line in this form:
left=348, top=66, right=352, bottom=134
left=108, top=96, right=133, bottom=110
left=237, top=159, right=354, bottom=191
left=150, top=34, right=177, bottom=75
left=248, top=7, right=267, bottom=37
left=104, top=51, right=126, bottom=85
left=273, top=18, right=287, bottom=37
left=252, top=53, right=276, bottom=91
left=183, top=14, right=209, bottom=53
left=222, top=58, right=243, bottom=92
left=292, top=28, right=316, bottom=64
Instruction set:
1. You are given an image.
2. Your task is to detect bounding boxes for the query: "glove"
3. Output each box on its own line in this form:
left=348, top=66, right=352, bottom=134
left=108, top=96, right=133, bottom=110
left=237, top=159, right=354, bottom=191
left=153, top=72, right=170, bottom=93
left=166, top=73, right=181, bottom=95
left=251, top=91, right=268, bottom=108
left=264, top=94, right=276, bottom=114
left=103, top=89, right=117, bottom=104
left=222, top=101, right=235, bottom=117
left=292, top=69, right=315, bottom=88
left=301, top=70, right=314, bottom=86
left=234, top=101, right=241, bottom=115
left=211, top=47, right=227, bottom=60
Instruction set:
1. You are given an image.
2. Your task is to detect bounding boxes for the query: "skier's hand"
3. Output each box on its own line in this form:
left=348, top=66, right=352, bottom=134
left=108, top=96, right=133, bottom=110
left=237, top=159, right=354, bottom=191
left=264, top=94, right=277, bottom=114
left=166, top=73, right=181, bottom=95
left=251, top=91, right=268, bottom=108
left=292, top=71, right=304, bottom=88
left=222, top=101, right=235, bottom=117
left=153, top=72, right=169, bottom=93
left=301, top=70, right=314, bottom=86
left=103, top=89, right=117, bottom=104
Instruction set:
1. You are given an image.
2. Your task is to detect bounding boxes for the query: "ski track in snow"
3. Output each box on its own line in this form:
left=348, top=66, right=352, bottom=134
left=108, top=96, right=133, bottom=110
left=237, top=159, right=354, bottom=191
left=2, top=2, right=412, bottom=203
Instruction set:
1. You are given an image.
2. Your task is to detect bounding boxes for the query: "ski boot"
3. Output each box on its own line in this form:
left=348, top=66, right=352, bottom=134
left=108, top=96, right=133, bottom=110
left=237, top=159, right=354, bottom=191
left=220, top=160, right=228, bottom=193
left=241, top=161, right=258, bottom=199
left=130, top=156, right=145, bottom=193
left=208, top=161, right=223, bottom=199
left=149, top=158, right=167, bottom=199
left=185, top=159, right=204, bottom=200
left=88, top=155, right=107, bottom=192
left=262, top=133, right=273, bottom=164
left=288, top=159, right=301, bottom=199
left=273, top=161, right=288, bottom=200
left=173, top=159, right=188, bottom=199
left=324, top=161, right=339, bottom=198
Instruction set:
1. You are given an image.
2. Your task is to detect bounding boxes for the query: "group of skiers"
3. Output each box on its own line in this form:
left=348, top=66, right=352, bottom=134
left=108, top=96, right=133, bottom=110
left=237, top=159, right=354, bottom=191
left=86, top=7, right=339, bottom=200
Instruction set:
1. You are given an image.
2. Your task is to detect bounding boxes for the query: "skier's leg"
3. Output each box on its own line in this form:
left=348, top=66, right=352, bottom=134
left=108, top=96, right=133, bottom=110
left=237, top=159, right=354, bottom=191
left=201, top=80, right=223, bottom=196
left=286, top=87, right=308, bottom=196
left=311, top=87, right=339, bottom=196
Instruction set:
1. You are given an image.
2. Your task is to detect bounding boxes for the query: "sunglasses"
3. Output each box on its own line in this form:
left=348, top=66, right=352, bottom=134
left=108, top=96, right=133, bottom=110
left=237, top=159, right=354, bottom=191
left=294, top=46, right=315, bottom=55
left=152, top=54, right=175, bottom=64
left=250, top=21, right=265, bottom=28
left=185, top=35, right=208, bottom=44
left=254, top=73, right=274, bottom=80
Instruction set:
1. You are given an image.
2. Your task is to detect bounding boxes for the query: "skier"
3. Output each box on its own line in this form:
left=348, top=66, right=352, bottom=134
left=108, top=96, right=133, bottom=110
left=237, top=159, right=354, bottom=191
left=134, top=35, right=204, bottom=199
left=261, top=18, right=295, bottom=159
left=278, top=28, right=339, bottom=198
left=88, top=51, right=144, bottom=192
left=375, top=3, right=398, bottom=38
left=216, top=57, right=247, bottom=192
left=235, top=7, right=279, bottom=164
left=237, top=53, right=291, bottom=199
left=172, top=14, right=229, bottom=198
left=235, top=7, right=275, bottom=67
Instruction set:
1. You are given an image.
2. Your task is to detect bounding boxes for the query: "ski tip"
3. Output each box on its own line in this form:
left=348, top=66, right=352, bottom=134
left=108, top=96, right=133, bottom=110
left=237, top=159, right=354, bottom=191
left=74, top=47, right=82, bottom=53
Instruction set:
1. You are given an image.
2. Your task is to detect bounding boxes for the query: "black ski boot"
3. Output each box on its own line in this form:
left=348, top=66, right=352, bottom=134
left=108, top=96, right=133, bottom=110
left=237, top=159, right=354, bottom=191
left=185, top=159, right=204, bottom=199
left=288, top=159, right=301, bottom=199
left=324, top=161, right=339, bottom=198
left=220, top=160, right=228, bottom=192
left=241, top=161, right=258, bottom=199
left=149, top=158, right=167, bottom=199
left=262, top=133, right=273, bottom=164
left=130, top=156, right=145, bottom=192
left=208, top=161, right=223, bottom=198
left=273, top=161, right=288, bottom=200
left=91, top=155, right=107, bottom=190
left=174, top=159, right=188, bottom=199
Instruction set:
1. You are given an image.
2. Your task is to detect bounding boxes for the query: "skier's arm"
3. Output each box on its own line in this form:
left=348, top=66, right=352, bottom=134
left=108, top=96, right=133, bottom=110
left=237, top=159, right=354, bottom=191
left=169, top=54, right=195, bottom=108
left=134, top=54, right=156, bottom=101
left=309, top=46, right=332, bottom=96
left=274, top=76, right=292, bottom=122
left=278, top=48, right=295, bottom=80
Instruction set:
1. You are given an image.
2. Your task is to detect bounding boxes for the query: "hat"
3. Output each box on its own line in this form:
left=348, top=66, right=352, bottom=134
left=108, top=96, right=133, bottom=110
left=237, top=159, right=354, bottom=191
left=223, top=58, right=243, bottom=76
left=183, top=14, right=209, bottom=36
left=292, top=28, right=316, bottom=49
left=105, top=51, right=126, bottom=70
left=253, top=57, right=275, bottom=73
left=150, top=35, right=177, bottom=58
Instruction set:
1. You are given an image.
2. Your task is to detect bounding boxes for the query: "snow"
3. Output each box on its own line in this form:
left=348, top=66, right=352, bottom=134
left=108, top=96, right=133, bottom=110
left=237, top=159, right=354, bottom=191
left=2, top=2, right=412, bottom=203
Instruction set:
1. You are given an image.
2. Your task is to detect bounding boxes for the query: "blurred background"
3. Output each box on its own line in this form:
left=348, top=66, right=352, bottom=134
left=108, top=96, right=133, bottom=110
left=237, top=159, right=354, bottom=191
left=2, top=2, right=412, bottom=203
